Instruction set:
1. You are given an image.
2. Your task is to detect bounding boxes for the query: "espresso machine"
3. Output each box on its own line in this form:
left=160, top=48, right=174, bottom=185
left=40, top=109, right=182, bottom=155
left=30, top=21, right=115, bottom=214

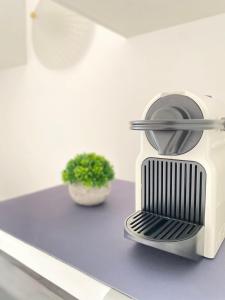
left=124, top=91, right=225, bottom=259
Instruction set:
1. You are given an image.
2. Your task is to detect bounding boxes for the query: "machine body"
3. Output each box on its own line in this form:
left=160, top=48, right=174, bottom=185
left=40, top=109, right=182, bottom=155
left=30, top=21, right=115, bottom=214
left=124, top=91, right=225, bottom=259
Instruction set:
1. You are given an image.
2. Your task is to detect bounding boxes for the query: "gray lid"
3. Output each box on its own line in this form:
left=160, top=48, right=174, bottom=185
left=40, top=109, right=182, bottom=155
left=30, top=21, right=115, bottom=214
left=145, top=94, right=204, bottom=155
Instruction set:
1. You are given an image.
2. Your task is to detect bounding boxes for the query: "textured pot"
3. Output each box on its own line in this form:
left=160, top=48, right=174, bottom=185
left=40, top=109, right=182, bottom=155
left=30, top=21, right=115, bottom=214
left=68, top=182, right=111, bottom=206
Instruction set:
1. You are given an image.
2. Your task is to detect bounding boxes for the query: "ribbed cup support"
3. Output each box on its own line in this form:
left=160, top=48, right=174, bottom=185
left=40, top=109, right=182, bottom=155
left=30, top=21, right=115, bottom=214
left=142, top=158, right=206, bottom=224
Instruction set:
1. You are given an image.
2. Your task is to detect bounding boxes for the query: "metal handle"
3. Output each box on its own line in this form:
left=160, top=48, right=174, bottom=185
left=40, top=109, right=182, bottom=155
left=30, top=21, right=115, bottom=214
left=131, top=119, right=225, bottom=131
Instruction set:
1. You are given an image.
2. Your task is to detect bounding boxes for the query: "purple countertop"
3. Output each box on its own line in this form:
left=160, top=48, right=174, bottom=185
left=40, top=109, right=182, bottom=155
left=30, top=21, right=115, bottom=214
left=0, top=180, right=224, bottom=300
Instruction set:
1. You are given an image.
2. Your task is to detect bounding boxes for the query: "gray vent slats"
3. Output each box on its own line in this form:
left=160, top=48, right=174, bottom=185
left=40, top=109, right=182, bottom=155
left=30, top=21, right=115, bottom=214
left=131, top=214, right=153, bottom=229
left=150, top=161, right=154, bottom=212
left=166, top=161, right=171, bottom=216
left=142, top=218, right=163, bottom=235
left=126, top=211, right=202, bottom=242
left=142, top=158, right=206, bottom=225
left=162, top=161, right=167, bottom=216
left=135, top=216, right=156, bottom=232
left=150, top=219, right=173, bottom=239
left=163, top=222, right=181, bottom=240
left=153, top=160, right=157, bottom=213
left=180, top=163, right=186, bottom=220
left=172, top=223, right=188, bottom=239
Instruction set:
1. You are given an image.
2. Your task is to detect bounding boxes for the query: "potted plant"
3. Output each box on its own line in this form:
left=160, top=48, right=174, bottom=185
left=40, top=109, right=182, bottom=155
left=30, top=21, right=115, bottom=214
left=62, top=153, right=115, bottom=206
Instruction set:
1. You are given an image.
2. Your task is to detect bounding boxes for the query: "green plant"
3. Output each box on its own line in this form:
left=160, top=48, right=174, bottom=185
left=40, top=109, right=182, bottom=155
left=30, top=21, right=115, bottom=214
left=62, top=153, right=115, bottom=188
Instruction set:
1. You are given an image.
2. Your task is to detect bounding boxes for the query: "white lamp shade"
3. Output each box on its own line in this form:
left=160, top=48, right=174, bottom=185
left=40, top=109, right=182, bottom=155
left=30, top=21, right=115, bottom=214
left=32, top=0, right=95, bottom=69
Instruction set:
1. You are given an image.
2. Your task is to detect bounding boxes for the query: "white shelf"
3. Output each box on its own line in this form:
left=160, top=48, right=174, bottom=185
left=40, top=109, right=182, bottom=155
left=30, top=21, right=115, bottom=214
left=0, top=229, right=110, bottom=300
left=54, top=0, right=225, bottom=37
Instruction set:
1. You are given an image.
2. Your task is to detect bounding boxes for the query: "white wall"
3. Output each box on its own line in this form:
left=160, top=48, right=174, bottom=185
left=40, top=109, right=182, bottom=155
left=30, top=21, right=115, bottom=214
left=0, top=0, right=26, bottom=68
left=1, top=0, right=225, bottom=200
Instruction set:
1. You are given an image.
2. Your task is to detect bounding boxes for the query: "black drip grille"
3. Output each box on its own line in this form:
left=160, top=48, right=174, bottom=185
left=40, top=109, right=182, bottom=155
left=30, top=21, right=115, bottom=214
left=126, top=211, right=201, bottom=241
left=142, top=158, right=206, bottom=225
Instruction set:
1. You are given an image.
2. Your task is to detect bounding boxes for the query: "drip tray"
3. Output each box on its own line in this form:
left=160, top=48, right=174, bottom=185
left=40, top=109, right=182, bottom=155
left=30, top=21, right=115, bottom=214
left=126, top=211, right=201, bottom=241
left=125, top=211, right=204, bottom=260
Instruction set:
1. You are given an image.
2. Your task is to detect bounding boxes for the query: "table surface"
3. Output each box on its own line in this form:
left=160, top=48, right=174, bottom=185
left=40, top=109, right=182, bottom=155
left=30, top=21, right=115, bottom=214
left=0, top=180, right=224, bottom=300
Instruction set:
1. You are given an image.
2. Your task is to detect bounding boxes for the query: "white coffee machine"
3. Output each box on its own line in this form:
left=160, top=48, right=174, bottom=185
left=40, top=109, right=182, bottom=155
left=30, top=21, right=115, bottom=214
left=124, top=91, right=225, bottom=259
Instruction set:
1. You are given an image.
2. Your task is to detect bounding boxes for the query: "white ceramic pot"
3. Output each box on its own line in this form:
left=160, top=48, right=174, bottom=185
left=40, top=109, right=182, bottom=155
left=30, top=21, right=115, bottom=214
left=68, top=182, right=111, bottom=206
